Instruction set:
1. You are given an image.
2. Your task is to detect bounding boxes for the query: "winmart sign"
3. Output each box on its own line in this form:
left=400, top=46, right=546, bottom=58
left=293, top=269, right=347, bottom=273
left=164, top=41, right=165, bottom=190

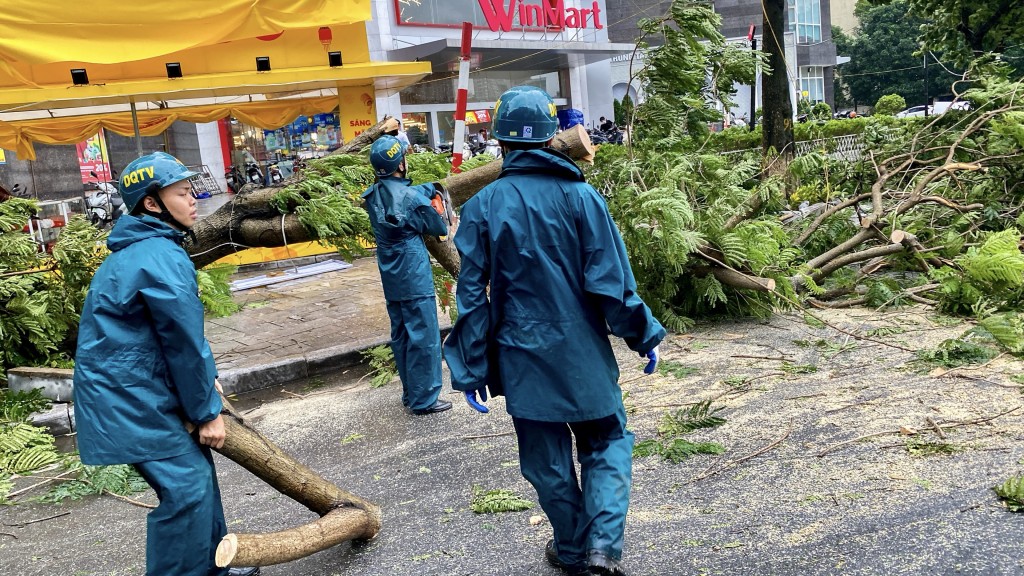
left=478, top=0, right=605, bottom=32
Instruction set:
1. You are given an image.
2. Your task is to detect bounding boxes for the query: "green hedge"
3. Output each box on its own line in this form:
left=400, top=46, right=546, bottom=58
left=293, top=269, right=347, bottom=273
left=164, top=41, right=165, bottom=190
left=706, top=116, right=918, bottom=152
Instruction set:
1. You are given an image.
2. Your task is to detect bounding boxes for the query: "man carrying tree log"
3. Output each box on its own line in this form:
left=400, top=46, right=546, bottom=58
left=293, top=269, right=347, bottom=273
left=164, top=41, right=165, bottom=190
left=362, top=135, right=453, bottom=415
left=72, top=152, right=259, bottom=576
left=443, top=86, right=666, bottom=576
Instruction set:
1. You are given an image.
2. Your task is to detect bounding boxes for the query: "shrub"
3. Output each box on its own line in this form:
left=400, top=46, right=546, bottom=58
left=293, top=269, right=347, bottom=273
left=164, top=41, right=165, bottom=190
left=874, top=94, right=906, bottom=116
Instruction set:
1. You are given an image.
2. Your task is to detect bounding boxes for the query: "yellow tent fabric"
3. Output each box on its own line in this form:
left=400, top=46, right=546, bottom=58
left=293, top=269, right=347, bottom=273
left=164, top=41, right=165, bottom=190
left=0, top=96, right=342, bottom=160
left=0, top=0, right=371, bottom=66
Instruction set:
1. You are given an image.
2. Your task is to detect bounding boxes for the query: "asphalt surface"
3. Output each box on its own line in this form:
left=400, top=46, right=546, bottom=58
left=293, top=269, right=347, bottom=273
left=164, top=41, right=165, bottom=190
left=2, top=309, right=1023, bottom=576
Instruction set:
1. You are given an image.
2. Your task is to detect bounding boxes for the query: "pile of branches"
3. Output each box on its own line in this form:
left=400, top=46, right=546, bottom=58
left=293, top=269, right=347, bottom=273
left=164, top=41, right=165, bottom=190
left=586, top=76, right=1024, bottom=343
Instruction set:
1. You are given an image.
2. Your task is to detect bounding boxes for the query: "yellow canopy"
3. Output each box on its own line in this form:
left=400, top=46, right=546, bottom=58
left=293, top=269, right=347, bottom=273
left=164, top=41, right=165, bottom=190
left=0, top=0, right=370, bottom=66
left=0, top=2, right=430, bottom=159
left=0, top=96, right=352, bottom=159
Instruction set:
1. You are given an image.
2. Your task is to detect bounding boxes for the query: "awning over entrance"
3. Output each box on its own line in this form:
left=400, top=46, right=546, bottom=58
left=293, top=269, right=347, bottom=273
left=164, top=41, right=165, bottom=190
left=388, top=38, right=637, bottom=71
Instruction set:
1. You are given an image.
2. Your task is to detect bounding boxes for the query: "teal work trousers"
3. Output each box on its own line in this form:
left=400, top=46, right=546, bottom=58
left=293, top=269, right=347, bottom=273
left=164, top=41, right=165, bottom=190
left=134, top=446, right=228, bottom=576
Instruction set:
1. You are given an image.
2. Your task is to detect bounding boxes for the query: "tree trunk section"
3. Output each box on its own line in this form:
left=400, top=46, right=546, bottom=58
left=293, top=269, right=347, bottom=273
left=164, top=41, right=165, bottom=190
left=761, top=0, right=794, bottom=163
left=189, top=398, right=381, bottom=568
left=216, top=510, right=373, bottom=568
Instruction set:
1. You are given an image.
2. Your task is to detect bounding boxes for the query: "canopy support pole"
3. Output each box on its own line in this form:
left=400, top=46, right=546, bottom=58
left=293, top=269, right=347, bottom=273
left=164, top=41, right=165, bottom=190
left=130, top=98, right=143, bottom=157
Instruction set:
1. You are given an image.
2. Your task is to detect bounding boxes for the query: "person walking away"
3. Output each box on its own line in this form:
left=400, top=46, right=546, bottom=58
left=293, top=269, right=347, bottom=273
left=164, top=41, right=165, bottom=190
left=443, top=86, right=665, bottom=576
left=73, top=152, right=259, bottom=576
left=363, top=135, right=453, bottom=415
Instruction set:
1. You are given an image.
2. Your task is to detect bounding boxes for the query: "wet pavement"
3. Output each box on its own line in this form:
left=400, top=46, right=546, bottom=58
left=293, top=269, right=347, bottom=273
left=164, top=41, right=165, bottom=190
left=2, top=308, right=1023, bottom=575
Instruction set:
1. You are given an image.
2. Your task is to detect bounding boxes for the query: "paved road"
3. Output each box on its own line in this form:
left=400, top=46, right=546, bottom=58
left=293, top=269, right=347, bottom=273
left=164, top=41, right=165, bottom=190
left=2, top=309, right=1022, bottom=576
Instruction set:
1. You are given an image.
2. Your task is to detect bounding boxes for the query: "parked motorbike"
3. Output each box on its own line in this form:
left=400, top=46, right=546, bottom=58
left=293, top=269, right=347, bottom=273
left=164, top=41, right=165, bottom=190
left=268, top=163, right=284, bottom=184
left=85, top=170, right=125, bottom=228
left=246, top=161, right=264, bottom=186
left=225, top=164, right=252, bottom=194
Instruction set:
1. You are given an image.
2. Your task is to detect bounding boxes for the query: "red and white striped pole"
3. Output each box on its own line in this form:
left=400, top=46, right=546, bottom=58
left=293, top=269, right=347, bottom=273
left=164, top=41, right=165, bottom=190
left=451, top=21, right=473, bottom=174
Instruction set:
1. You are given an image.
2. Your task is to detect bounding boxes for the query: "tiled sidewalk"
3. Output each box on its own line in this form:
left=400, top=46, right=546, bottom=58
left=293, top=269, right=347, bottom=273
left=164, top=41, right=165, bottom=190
left=206, top=256, right=452, bottom=391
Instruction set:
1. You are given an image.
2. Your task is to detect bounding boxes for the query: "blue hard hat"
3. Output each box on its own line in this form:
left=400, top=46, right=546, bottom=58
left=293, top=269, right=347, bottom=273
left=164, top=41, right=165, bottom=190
left=492, top=85, right=558, bottom=143
left=118, top=152, right=198, bottom=213
left=370, top=136, right=405, bottom=177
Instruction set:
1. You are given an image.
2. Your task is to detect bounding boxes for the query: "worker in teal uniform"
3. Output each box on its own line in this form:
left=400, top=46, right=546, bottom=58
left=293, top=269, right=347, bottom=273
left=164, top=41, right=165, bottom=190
left=363, top=135, right=452, bottom=415
left=443, top=86, right=665, bottom=576
left=73, top=152, right=258, bottom=576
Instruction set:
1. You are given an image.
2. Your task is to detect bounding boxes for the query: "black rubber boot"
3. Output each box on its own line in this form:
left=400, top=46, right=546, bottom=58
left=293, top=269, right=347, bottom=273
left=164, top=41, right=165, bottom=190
left=545, top=539, right=591, bottom=575
left=587, top=549, right=627, bottom=576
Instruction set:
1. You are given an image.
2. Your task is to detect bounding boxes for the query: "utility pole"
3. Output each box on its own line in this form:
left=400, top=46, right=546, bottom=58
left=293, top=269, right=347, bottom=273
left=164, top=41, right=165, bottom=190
left=749, top=24, right=758, bottom=132
left=923, top=52, right=929, bottom=117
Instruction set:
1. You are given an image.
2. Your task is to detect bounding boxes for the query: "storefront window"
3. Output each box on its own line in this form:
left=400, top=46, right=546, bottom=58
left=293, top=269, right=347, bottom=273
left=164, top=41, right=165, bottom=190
left=260, top=113, right=341, bottom=159
left=402, top=113, right=430, bottom=146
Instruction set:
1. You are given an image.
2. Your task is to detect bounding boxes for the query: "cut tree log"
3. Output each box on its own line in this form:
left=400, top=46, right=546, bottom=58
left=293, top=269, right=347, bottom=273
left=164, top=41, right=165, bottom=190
left=187, top=124, right=596, bottom=273
left=186, top=396, right=381, bottom=568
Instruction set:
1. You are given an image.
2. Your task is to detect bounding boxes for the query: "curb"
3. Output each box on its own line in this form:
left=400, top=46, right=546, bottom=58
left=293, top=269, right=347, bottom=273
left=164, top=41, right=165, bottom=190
left=19, top=327, right=452, bottom=437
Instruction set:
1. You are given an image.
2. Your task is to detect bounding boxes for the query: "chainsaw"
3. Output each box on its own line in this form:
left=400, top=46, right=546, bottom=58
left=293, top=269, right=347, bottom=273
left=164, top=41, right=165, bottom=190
left=431, top=183, right=458, bottom=241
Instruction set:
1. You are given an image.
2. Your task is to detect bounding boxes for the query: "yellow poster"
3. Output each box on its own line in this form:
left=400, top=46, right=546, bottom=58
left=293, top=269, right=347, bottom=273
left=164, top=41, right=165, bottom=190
left=0, top=148, right=6, bottom=164
left=338, top=85, right=377, bottom=144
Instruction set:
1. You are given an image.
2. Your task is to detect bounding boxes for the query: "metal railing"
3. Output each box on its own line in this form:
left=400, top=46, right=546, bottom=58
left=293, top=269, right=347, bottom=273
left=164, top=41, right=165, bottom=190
left=186, top=164, right=223, bottom=196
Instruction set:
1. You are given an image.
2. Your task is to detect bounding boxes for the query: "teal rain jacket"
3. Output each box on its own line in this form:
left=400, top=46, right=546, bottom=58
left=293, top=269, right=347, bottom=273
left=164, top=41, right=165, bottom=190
left=362, top=176, right=448, bottom=301
left=74, top=214, right=221, bottom=465
left=443, top=148, right=666, bottom=422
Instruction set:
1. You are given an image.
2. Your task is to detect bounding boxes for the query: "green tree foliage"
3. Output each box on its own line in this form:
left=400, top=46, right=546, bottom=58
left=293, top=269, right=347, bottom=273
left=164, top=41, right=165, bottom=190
left=0, top=200, right=107, bottom=382
left=834, top=2, right=961, bottom=108
left=634, top=0, right=763, bottom=141
left=871, top=0, right=1024, bottom=67
left=873, top=93, right=907, bottom=115
left=613, top=94, right=635, bottom=126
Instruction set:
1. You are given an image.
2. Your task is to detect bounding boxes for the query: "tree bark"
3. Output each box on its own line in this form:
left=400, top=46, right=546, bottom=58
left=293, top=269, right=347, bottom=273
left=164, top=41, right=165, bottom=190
left=216, top=510, right=372, bottom=568
left=761, top=0, right=794, bottom=164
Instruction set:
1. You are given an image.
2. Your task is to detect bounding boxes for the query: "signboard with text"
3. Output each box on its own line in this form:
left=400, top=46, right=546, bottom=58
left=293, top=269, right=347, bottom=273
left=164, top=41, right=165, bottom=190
left=394, top=0, right=604, bottom=31
left=76, top=131, right=111, bottom=184
left=338, top=86, right=378, bottom=143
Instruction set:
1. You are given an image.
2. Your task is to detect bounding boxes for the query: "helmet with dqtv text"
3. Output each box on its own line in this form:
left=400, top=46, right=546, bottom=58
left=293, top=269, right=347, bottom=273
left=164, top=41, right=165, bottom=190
left=492, top=85, right=558, bottom=143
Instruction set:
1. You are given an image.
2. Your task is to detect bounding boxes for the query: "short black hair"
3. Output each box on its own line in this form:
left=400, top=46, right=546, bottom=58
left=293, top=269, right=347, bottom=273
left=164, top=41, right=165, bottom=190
left=499, top=139, right=547, bottom=151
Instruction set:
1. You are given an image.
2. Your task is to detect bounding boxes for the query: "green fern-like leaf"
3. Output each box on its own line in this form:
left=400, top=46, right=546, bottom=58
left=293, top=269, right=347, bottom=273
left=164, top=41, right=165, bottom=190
left=660, top=438, right=726, bottom=463
left=470, top=486, right=534, bottom=514
left=197, top=264, right=241, bottom=317
left=361, top=345, right=397, bottom=388
left=657, top=400, right=727, bottom=436
left=994, top=475, right=1024, bottom=512
left=1, top=444, right=59, bottom=474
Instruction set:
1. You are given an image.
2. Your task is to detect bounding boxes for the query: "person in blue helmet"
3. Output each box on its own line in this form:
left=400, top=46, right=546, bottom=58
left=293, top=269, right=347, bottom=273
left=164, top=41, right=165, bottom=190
left=363, top=135, right=452, bottom=415
left=443, top=86, right=665, bottom=576
left=73, top=152, right=259, bottom=576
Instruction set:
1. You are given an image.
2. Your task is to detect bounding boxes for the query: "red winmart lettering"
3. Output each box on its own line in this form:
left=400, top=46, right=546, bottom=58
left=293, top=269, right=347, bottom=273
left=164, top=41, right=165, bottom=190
left=478, top=0, right=603, bottom=32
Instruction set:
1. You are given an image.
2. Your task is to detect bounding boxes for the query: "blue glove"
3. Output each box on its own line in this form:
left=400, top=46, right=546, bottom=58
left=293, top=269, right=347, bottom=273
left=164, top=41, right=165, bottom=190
left=643, top=345, right=660, bottom=375
left=465, top=388, right=489, bottom=413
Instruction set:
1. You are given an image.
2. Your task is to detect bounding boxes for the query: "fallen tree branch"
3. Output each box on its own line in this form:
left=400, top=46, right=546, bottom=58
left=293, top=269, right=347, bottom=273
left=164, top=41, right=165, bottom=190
left=685, top=425, right=791, bottom=485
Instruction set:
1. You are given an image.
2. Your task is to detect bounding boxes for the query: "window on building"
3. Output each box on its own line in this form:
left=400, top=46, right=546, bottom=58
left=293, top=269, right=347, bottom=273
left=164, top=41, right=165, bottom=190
left=787, top=0, right=822, bottom=44
left=798, top=66, right=825, bottom=103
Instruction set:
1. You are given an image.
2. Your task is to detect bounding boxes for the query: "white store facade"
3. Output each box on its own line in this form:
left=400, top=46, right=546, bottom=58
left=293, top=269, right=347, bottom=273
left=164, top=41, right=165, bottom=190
left=367, top=0, right=633, bottom=147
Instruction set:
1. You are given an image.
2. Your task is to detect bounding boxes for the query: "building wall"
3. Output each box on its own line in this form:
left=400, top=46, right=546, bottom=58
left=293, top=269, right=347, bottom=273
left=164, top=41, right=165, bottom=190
left=606, top=0, right=671, bottom=43
left=371, top=0, right=622, bottom=142
left=830, top=0, right=859, bottom=33
left=0, top=124, right=209, bottom=202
